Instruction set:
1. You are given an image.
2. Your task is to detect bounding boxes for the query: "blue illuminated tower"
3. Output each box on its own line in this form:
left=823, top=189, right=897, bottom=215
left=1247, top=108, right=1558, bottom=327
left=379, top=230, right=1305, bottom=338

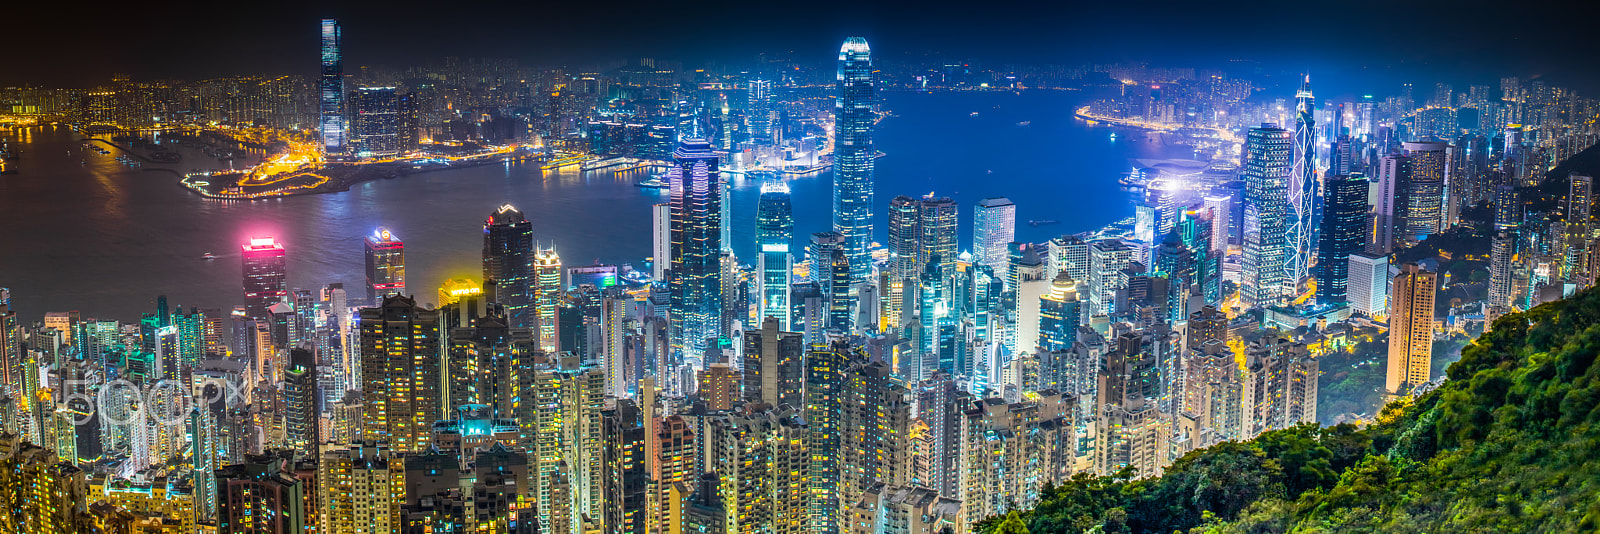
left=833, top=37, right=876, bottom=284
left=757, top=180, right=794, bottom=329
left=668, top=138, right=724, bottom=359
left=1290, top=75, right=1317, bottom=286
left=1317, top=174, right=1371, bottom=304
left=320, top=19, right=346, bottom=154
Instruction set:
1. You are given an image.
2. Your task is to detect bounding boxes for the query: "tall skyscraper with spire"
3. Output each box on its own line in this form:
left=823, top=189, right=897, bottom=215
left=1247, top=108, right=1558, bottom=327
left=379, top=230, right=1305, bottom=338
left=757, top=181, right=794, bottom=329
left=319, top=19, right=345, bottom=154
left=668, top=138, right=723, bottom=359
left=1290, top=75, right=1317, bottom=287
left=833, top=37, right=876, bottom=285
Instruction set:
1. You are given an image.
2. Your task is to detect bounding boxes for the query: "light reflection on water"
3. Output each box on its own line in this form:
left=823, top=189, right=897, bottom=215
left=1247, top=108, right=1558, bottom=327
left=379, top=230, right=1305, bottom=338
left=0, top=90, right=1188, bottom=321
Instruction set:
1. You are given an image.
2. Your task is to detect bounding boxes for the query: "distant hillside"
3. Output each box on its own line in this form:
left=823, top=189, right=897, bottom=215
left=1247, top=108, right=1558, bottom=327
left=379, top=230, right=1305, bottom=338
left=1529, top=141, right=1600, bottom=210
left=977, top=287, right=1600, bottom=533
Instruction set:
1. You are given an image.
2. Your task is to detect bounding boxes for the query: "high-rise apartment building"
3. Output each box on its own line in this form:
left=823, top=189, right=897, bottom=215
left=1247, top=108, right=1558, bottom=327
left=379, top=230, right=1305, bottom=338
left=742, top=316, right=804, bottom=409
left=1387, top=263, right=1437, bottom=395
left=319, top=442, right=399, bottom=534
left=1240, top=336, right=1318, bottom=439
left=359, top=294, right=442, bottom=453
left=364, top=227, right=405, bottom=306
left=1565, top=174, right=1593, bottom=282
left=217, top=454, right=308, bottom=533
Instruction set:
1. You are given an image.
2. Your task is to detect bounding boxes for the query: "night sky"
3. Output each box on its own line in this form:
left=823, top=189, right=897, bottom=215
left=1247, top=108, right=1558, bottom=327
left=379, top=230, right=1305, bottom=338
left=10, top=0, right=1600, bottom=93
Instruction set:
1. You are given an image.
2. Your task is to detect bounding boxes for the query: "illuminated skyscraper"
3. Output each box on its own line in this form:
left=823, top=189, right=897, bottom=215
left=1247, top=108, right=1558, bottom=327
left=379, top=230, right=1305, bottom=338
left=483, top=204, right=535, bottom=329
left=1037, top=272, right=1080, bottom=352
left=652, top=203, right=670, bottom=281
left=350, top=87, right=400, bottom=158
left=360, top=294, right=442, bottom=453
left=667, top=138, right=723, bottom=359
left=742, top=316, right=805, bottom=408
left=1373, top=154, right=1409, bottom=254
left=364, top=227, right=405, bottom=307
left=283, top=348, right=318, bottom=455
left=1386, top=263, right=1437, bottom=395
left=1316, top=175, right=1370, bottom=304
left=747, top=78, right=774, bottom=143
left=1290, top=76, right=1318, bottom=285
left=218, top=454, right=308, bottom=533
left=1240, top=124, right=1295, bottom=306
left=1565, top=174, right=1593, bottom=282
left=0, top=290, right=18, bottom=431
left=757, top=181, right=794, bottom=328
left=319, top=442, right=399, bottom=534
left=833, top=37, right=876, bottom=283
left=918, top=196, right=958, bottom=279
left=242, top=237, right=287, bottom=321
left=320, top=19, right=345, bottom=154
left=812, top=232, right=854, bottom=332
left=1400, top=141, right=1449, bottom=243
left=533, top=246, right=561, bottom=351
left=1348, top=252, right=1390, bottom=317
left=973, top=197, right=1016, bottom=273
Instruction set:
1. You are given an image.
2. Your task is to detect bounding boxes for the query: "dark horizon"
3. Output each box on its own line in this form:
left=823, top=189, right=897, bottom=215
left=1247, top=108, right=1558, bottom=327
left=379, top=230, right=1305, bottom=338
left=10, top=0, right=1600, bottom=93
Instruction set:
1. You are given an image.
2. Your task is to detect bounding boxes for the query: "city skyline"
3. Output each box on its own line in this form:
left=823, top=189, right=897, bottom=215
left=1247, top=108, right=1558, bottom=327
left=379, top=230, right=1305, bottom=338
left=3, top=10, right=1600, bottom=533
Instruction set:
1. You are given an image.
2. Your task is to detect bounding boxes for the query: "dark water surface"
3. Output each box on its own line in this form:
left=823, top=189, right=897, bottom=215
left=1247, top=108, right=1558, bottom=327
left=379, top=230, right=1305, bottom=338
left=0, top=90, right=1189, bottom=322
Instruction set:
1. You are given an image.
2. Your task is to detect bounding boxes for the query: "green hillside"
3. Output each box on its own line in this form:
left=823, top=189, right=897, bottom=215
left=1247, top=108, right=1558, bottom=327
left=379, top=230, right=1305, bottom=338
left=978, top=287, right=1600, bottom=533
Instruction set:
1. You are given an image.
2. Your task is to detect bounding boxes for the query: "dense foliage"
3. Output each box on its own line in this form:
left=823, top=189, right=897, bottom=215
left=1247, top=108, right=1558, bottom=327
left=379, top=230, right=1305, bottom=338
left=978, top=287, right=1600, bottom=533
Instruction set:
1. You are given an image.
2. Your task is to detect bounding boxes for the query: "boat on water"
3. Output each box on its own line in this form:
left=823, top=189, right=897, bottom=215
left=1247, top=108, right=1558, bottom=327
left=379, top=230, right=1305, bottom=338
left=969, top=112, right=980, bottom=117
left=202, top=252, right=216, bottom=260
left=636, top=177, right=669, bottom=189
left=1016, top=121, right=1031, bottom=127
left=1029, top=220, right=1060, bottom=227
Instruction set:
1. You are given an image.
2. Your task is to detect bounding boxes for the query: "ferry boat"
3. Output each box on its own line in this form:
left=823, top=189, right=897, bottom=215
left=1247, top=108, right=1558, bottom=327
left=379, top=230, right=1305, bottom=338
left=202, top=252, right=216, bottom=260
left=635, top=177, right=669, bottom=189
